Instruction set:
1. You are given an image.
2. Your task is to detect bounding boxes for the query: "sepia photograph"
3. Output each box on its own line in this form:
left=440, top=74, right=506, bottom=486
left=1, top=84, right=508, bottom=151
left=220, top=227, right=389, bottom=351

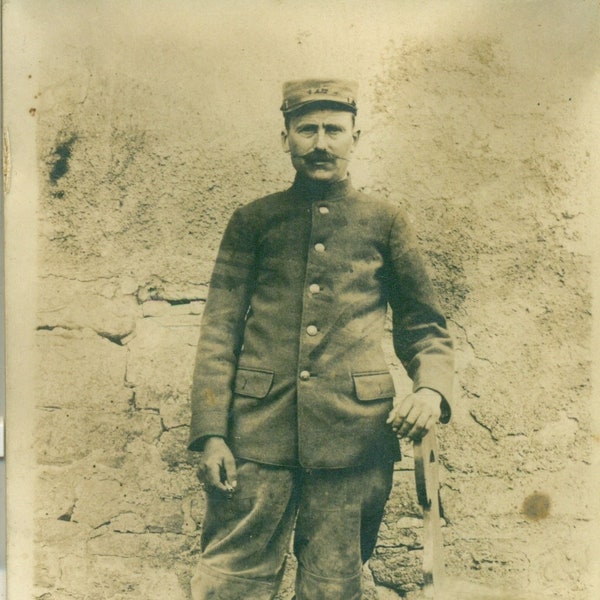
left=3, top=1, right=600, bottom=599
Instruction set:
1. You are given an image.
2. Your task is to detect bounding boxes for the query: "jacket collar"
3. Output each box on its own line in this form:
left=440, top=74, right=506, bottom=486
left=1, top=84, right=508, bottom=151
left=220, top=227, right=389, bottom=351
left=290, top=173, right=354, bottom=202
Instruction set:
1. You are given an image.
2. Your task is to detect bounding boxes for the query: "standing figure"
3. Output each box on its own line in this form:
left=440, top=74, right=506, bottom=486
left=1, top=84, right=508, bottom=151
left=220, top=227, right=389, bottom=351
left=188, top=79, right=454, bottom=600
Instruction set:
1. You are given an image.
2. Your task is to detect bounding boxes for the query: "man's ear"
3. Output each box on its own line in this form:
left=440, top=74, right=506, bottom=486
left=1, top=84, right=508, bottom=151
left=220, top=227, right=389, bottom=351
left=352, top=128, right=361, bottom=149
left=281, top=130, right=290, bottom=153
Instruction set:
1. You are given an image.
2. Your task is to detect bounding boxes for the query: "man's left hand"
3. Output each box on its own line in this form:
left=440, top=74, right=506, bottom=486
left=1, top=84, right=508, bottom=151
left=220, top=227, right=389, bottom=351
left=386, top=388, right=442, bottom=441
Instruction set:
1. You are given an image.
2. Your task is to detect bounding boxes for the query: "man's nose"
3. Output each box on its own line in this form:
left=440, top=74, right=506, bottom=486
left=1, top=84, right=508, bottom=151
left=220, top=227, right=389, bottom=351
left=314, top=128, right=328, bottom=150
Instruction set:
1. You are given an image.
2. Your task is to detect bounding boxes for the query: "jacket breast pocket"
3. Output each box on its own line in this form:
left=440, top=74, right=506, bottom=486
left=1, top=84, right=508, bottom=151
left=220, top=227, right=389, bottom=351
left=233, top=367, right=274, bottom=399
left=352, top=371, right=396, bottom=401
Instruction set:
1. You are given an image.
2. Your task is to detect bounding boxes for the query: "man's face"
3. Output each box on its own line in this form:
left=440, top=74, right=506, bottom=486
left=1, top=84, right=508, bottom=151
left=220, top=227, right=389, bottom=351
left=281, top=109, right=360, bottom=183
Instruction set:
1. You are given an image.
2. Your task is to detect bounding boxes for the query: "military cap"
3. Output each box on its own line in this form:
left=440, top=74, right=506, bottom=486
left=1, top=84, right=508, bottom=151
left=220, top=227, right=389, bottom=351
left=280, top=78, right=358, bottom=115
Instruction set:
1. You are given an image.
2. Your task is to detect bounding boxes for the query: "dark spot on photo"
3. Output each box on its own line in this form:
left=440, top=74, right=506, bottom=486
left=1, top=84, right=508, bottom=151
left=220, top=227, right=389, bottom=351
left=49, top=135, right=78, bottom=183
left=522, top=492, right=551, bottom=521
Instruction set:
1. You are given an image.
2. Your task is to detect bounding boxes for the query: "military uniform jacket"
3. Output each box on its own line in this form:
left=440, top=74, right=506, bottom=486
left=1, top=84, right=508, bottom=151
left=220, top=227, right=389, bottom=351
left=188, top=175, right=454, bottom=468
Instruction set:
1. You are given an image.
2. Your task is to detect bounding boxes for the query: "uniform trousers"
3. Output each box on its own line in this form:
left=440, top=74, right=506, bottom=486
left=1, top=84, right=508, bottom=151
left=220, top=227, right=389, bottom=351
left=191, top=458, right=394, bottom=600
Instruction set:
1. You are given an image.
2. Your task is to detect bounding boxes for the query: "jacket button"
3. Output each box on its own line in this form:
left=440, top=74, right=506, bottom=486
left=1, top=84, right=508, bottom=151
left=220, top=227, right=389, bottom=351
left=309, top=283, right=321, bottom=294
left=314, top=243, right=325, bottom=253
left=299, top=370, right=311, bottom=381
left=319, top=206, right=330, bottom=215
left=306, top=325, right=318, bottom=336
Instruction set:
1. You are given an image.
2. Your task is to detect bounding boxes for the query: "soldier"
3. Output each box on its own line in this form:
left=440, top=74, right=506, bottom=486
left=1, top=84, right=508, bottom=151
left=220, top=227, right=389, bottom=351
left=188, top=79, right=454, bottom=600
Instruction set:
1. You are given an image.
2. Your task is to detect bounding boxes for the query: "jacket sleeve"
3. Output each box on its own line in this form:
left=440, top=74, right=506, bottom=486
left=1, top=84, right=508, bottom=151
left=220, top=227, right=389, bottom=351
left=386, top=209, right=455, bottom=422
left=188, top=207, right=257, bottom=451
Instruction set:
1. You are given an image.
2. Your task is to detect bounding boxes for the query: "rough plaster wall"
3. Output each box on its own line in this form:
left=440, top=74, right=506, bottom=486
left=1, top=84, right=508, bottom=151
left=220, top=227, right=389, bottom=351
left=20, top=0, right=599, bottom=598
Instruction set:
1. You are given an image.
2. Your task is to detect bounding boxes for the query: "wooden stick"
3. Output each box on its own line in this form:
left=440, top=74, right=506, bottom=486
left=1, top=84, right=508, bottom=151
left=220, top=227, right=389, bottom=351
left=414, top=428, right=445, bottom=599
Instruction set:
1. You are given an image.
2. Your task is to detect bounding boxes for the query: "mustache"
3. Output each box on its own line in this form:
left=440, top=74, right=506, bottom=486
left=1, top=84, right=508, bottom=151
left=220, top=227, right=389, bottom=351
left=290, top=150, right=350, bottom=162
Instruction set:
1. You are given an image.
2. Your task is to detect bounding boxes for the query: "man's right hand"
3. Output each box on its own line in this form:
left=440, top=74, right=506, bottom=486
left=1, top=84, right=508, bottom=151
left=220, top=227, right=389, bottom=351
left=197, top=437, right=238, bottom=493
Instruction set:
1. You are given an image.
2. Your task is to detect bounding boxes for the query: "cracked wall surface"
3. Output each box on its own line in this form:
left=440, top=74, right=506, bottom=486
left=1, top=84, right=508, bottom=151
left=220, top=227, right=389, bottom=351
left=20, top=1, right=600, bottom=599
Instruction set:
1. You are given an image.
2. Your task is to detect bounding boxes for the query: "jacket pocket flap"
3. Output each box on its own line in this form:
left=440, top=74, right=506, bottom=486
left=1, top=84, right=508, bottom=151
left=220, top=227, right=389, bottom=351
left=233, top=367, right=274, bottom=399
left=352, top=371, right=395, bottom=401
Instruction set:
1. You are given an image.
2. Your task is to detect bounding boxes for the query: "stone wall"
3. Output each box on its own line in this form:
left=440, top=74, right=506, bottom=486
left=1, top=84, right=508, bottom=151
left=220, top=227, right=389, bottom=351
left=6, top=1, right=600, bottom=599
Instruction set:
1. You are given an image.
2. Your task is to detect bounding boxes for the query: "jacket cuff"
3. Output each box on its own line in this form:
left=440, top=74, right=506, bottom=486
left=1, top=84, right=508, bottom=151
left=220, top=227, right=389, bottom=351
left=188, top=434, right=227, bottom=453
left=188, top=408, right=229, bottom=452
